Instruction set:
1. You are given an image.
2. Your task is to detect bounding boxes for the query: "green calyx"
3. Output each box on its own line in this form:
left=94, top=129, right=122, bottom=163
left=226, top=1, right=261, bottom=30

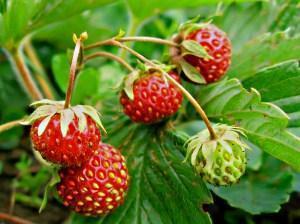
left=184, top=124, right=248, bottom=186
left=20, top=99, right=106, bottom=137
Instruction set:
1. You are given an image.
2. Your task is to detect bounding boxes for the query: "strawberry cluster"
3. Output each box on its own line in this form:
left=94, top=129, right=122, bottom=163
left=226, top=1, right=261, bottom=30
left=20, top=19, right=236, bottom=218
left=22, top=100, right=129, bottom=216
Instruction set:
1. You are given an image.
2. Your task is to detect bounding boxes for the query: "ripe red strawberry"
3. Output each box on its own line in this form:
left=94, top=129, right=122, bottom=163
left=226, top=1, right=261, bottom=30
left=31, top=114, right=101, bottom=166
left=56, top=143, right=129, bottom=216
left=21, top=100, right=105, bottom=167
left=120, top=71, right=183, bottom=124
left=183, top=24, right=231, bottom=83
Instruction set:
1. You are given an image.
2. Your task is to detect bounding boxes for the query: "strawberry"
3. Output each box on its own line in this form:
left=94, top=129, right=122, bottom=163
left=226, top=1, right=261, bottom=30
left=183, top=24, right=231, bottom=83
left=31, top=114, right=100, bottom=167
left=56, top=143, right=129, bottom=216
left=21, top=100, right=105, bottom=166
left=185, top=124, right=247, bottom=186
left=120, top=70, right=183, bottom=124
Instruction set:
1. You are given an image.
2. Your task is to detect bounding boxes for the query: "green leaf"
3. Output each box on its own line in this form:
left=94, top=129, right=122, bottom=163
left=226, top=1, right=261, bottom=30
left=52, top=54, right=100, bottom=102
left=70, top=102, right=213, bottom=223
left=32, top=0, right=115, bottom=30
left=39, top=170, right=61, bottom=213
left=126, top=0, right=255, bottom=21
left=179, top=59, right=206, bottom=84
left=195, top=79, right=300, bottom=170
left=181, top=40, right=211, bottom=59
left=228, top=34, right=300, bottom=81
left=243, top=60, right=300, bottom=128
left=210, top=155, right=294, bottom=214
left=52, top=54, right=70, bottom=92
left=243, top=139, right=263, bottom=171
left=33, top=3, right=126, bottom=48
left=72, top=68, right=100, bottom=104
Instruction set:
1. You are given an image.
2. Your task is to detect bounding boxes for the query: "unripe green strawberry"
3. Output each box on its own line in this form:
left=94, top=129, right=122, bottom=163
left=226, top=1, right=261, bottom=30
left=185, top=124, right=247, bottom=186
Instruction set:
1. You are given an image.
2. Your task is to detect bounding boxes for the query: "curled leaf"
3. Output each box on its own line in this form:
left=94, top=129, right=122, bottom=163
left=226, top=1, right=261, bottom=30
left=39, top=170, right=60, bottom=213
left=123, top=70, right=140, bottom=100
left=181, top=40, right=212, bottom=59
left=179, top=59, right=206, bottom=84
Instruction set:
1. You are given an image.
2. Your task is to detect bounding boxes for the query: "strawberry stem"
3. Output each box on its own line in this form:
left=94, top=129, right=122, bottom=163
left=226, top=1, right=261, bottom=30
left=107, top=40, right=218, bottom=140
left=0, top=119, right=23, bottom=133
left=84, top=36, right=179, bottom=50
left=64, top=33, right=87, bottom=109
left=24, top=40, right=55, bottom=100
left=0, top=212, right=34, bottom=224
left=84, top=52, right=134, bottom=72
left=6, top=49, right=43, bottom=101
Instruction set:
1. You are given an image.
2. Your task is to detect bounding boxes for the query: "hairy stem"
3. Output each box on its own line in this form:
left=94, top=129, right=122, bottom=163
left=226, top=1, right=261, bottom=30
left=7, top=49, right=43, bottom=101
left=64, top=39, right=83, bottom=109
left=0, top=119, right=23, bottom=133
left=24, top=40, right=55, bottom=99
left=0, top=212, right=33, bottom=224
left=110, top=40, right=217, bottom=139
left=84, top=36, right=178, bottom=50
left=84, top=52, right=134, bottom=72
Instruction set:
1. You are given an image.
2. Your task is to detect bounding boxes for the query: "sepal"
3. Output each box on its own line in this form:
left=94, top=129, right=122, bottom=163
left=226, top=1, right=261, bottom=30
left=20, top=100, right=106, bottom=137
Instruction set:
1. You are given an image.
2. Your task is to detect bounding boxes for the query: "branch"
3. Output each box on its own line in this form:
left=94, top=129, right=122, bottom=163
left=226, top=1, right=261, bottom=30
left=24, top=40, right=55, bottom=100
left=0, top=212, right=34, bottom=224
left=85, top=36, right=179, bottom=50
left=0, top=119, right=23, bottom=133
left=8, top=49, right=43, bottom=101
left=84, top=51, right=134, bottom=72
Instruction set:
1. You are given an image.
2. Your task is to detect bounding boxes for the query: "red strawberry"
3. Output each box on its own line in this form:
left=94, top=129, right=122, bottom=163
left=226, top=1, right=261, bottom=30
left=120, top=71, right=183, bottom=124
left=31, top=114, right=101, bottom=166
left=183, top=24, right=231, bottom=83
left=56, top=143, right=129, bottom=216
left=22, top=100, right=105, bottom=166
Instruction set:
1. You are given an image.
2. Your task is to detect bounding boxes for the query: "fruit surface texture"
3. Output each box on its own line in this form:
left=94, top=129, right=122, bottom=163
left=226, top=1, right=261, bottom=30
left=31, top=114, right=101, bottom=166
left=184, top=24, right=231, bottom=83
left=57, top=143, right=129, bottom=216
left=120, top=71, right=183, bottom=124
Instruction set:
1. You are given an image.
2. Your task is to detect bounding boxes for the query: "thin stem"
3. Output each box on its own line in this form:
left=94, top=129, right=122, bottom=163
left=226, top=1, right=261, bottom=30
left=120, top=36, right=179, bottom=47
left=8, top=49, right=43, bottom=101
left=24, top=40, right=55, bottom=99
left=0, top=119, right=23, bottom=133
left=84, top=36, right=179, bottom=50
left=84, top=52, right=134, bottom=72
left=110, top=40, right=217, bottom=139
left=64, top=39, right=82, bottom=109
left=0, top=212, right=33, bottom=224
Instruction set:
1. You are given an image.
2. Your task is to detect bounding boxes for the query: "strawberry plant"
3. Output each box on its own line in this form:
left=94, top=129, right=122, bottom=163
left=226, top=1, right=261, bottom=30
left=0, top=1, right=300, bottom=224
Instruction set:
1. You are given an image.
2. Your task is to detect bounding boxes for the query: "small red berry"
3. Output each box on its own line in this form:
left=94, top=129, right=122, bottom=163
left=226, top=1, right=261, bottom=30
left=120, top=71, right=183, bottom=124
left=183, top=24, right=231, bottom=83
left=56, top=143, right=129, bottom=216
left=31, top=114, right=101, bottom=166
